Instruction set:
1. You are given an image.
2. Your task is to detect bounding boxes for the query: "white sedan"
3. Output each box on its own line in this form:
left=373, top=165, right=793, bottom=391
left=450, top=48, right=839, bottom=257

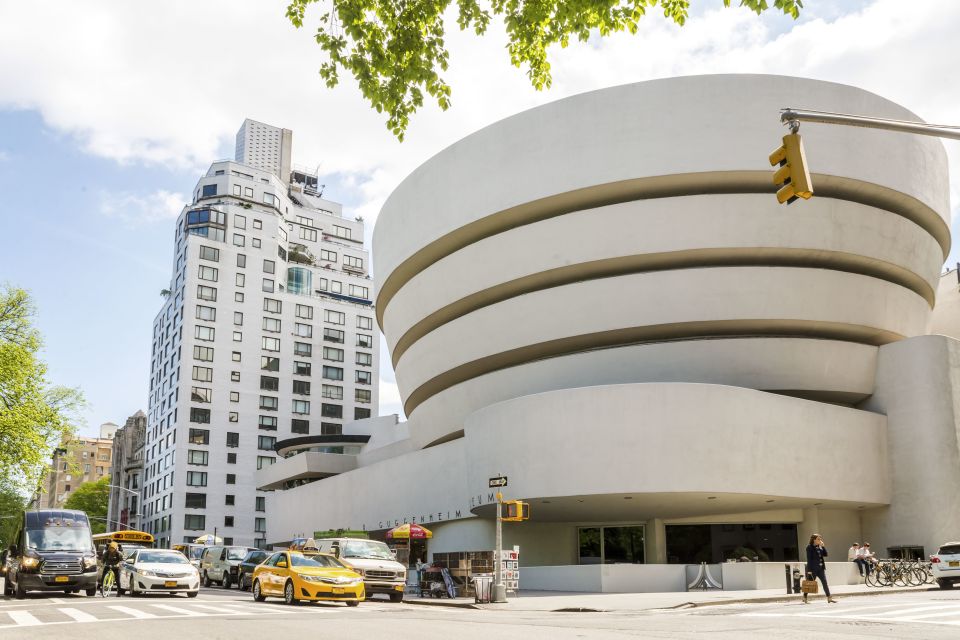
left=120, top=549, right=201, bottom=597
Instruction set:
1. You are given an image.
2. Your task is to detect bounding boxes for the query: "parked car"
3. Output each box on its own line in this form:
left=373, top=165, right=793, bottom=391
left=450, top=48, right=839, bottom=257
left=120, top=548, right=200, bottom=597
left=314, top=537, right=407, bottom=602
left=199, top=545, right=257, bottom=589
left=237, top=549, right=269, bottom=591
left=931, top=541, right=960, bottom=589
left=252, top=550, right=363, bottom=606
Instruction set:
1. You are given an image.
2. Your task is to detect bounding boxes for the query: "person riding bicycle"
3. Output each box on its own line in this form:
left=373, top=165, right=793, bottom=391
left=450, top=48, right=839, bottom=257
left=99, top=541, right=124, bottom=596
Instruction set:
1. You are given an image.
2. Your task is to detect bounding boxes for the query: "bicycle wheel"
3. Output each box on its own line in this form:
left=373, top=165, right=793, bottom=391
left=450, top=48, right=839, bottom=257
left=894, top=568, right=910, bottom=587
left=101, top=571, right=117, bottom=597
left=865, top=570, right=880, bottom=587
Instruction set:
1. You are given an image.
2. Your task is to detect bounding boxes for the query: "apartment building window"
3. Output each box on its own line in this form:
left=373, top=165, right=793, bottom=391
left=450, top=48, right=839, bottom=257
left=227, top=453, right=237, bottom=464
left=349, top=285, right=369, bottom=299
left=254, top=219, right=262, bottom=230
left=258, top=436, right=276, bottom=451
left=323, top=328, right=344, bottom=343
left=261, top=356, right=280, bottom=371
left=184, top=514, right=206, bottom=530
left=330, top=280, right=342, bottom=294
left=225, top=495, right=235, bottom=506
left=320, top=249, right=337, bottom=263
left=262, top=278, right=274, bottom=292
left=294, top=323, right=312, bottom=338
left=357, top=334, right=373, bottom=348
left=233, top=234, right=245, bottom=247
left=257, top=456, right=275, bottom=470
left=235, top=292, right=244, bottom=303
left=233, top=311, right=243, bottom=326
left=232, top=184, right=242, bottom=196
left=193, top=346, right=214, bottom=362
left=199, top=246, right=219, bottom=262
left=321, top=422, right=342, bottom=436
left=299, top=227, right=317, bottom=241
left=262, top=317, right=281, bottom=333
left=186, top=472, right=207, bottom=487
left=295, top=304, right=313, bottom=319
left=195, top=305, right=216, bottom=321
left=293, top=380, right=311, bottom=396
left=256, top=497, right=265, bottom=512
left=255, top=517, right=267, bottom=533
left=259, top=396, right=278, bottom=411
left=225, top=516, right=234, bottom=527
left=226, top=474, right=236, bottom=485
left=263, top=259, right=275, bottom=274
left=231, top=371, right=241, bottom=382
left=231, top=351, right=241, bottom=362
left=292, top=400, right=311, bottom=415
left=258, top=416, right=278, bottom=431
left=357, top=316, right=373, bottom=330
left=194, top=325, right=215, bottom=342
left=226, top=432, right=239, bottom=448
left=235, top=273, right=245, bottom=287
left=355, top=370, right=373, bottom=385
left=333, top=225, right=352, bottom=240
left=355, top=408, right=371, bottom=419
left=294, top=342, right=312, bottom=357
left=324, top=310, right=345, bottom=325
left=291, top=419, right=309, bottom=434
left=293, top=361, right=311, bottom=376
left=234, top=214, right=246, bottom=229
left=252, top=238, right=261, bottom=249
left=197, top=285, right=217, bottom=302
left=237, top=254, right=246, bottom=268
left=323, top=347, right=344, bottom=362
left=244, top=187, right=253, bottom=198
left=322, top=366, right=343, bottom=381
left=229, top=391, right=240, bottom=402
left=188, top=428, right=209, bottom=445
left=321, top=403, right=342, bottom=419
left=229, top=411, right=238, bottom=422
left=187, top=450, right=209, bottom=465
left=262, top=337, right=280, bottom=352
left=190, top=387, right=211, bottom=403
left=260, top=376, right=279, bottom=391
left=321, top=384, right=342, bottom=400
left=297, top=216, right=314, bottom=227
left=355, top=389, right=372, bottom=404
left=263, top=298, right=281, bottom=314
left=185, top=493, right=206, bottom=508
left=356, top=352, right=372, bottom=366
left=344, top=255, right=364, bottom=269
left=198, top=265, right=218, bottom=282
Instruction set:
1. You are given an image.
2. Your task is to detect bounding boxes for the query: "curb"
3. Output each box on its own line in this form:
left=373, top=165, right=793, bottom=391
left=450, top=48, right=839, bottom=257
left=403, top=598, right=480, bottom=610
left=678, top=586, right=933, bottom=610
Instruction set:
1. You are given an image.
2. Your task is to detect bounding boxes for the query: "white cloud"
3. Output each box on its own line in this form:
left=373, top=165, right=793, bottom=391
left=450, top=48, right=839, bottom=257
left=0, top=150, right=10, bottom=162
left=99, top=189, right=186, bottom=226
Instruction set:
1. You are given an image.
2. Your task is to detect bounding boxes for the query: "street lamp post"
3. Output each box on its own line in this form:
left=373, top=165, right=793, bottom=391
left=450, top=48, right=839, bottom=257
left=105, top=484, right=140, bottom=530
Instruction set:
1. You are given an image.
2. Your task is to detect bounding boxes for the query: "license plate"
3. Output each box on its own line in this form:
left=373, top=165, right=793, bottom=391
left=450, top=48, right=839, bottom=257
left=949, top=561, right=959, bottom=567
left=164, top=581, right=178, bottom=587
left=332, top=587, right=345, bottom=594
left=55, top=576, right=69, bottom=583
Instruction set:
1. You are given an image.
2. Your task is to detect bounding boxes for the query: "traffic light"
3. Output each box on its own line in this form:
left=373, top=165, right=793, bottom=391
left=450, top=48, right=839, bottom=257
left=500, top=500, right=530, bottom=522
left=769, top=133, right=813, bottom=204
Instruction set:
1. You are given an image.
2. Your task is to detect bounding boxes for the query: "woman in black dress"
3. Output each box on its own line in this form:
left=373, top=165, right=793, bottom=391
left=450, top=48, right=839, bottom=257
left=804, top=533, right=838, bottom=604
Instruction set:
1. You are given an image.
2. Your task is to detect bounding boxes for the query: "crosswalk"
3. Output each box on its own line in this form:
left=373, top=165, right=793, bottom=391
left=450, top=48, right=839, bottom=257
left=0, top=597, right=384, bottom=629
left=736, top=599, right=960, bottom=627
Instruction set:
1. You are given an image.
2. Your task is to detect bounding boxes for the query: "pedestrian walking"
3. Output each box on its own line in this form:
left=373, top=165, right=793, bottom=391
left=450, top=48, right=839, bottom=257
left=804, top=534, right=837, bottom=604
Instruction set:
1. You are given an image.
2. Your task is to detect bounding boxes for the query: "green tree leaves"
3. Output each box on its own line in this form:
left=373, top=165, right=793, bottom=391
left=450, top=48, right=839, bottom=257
left=0, top=286, right=84, bottom=496
left=286, top=0, right=802, bottom=139
left=62, top=477, right=110, bottom=534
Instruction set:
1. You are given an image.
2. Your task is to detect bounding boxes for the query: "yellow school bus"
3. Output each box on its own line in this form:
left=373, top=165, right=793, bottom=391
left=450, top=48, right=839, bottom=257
left=93, top=530, right=155, bottom=558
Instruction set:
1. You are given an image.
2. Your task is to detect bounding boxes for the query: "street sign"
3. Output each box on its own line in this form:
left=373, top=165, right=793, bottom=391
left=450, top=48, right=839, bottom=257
left=489, top=476, right=508, bottom=488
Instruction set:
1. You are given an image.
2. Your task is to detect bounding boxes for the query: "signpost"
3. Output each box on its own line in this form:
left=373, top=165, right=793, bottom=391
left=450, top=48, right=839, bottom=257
left=490, top=475, right=507, bottom=603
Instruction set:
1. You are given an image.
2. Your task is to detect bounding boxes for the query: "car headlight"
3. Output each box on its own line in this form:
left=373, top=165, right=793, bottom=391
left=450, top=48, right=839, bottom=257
left=138, top=569, right=159, bottom=577
left=352, top=568, right=365, bottom=577
left=82, top=556, right=98, bottom=570
left=301, top=575, right=324, bottom=583
left=22, top=556, right=39, bottom=569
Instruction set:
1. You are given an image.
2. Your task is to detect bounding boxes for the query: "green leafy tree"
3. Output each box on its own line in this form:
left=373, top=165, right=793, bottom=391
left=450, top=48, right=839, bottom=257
left=286, top=0, right=803, bottom=139
left=0, top=286, right=85, bottom=495
left=62, top=477, right=110, bottom=535
left=0, top=480, right=28, bottom=549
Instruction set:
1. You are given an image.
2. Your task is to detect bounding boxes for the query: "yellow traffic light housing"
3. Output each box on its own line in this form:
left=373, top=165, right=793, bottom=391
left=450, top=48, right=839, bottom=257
left=769, top=133, right=813, bottom=204
left=500, top=500, right=530, bottom=522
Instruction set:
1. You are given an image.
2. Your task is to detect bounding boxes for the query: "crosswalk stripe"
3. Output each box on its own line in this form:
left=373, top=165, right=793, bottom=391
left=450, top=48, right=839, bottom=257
left=59, top=608, right=98, bottom=622
left=149, top=604, right=202, bottom=616
left=183, top=604, right=242, bottom=614
left=108, top=605, right=156, bottom=619
left=865, top=604, right=958, bottom=618
left=8, top=611, right=42, bottom=626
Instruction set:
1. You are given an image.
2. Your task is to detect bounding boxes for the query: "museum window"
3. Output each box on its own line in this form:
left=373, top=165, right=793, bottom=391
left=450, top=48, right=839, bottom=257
left=578, top=525, right=645, bottom=565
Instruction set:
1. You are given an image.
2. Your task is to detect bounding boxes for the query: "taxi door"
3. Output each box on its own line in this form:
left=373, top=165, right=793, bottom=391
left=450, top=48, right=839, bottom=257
left=272, top=553, right=291, bottom=593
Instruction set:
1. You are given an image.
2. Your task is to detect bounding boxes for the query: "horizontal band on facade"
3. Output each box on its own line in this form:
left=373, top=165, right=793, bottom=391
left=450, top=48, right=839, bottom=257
left=387, top=248, right=935, bottom=367
left=402, top=322, right=906, bottom=417
left=374, top=171, right=950, bottom=329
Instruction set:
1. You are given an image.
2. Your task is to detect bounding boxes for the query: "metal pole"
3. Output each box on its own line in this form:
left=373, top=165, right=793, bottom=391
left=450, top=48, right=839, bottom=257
left=492, top=491, right=507, bottom=603
left=780, top=108, right=960, bottom=141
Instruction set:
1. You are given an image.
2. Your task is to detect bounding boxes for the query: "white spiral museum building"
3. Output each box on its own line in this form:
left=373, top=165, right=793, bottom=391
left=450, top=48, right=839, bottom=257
left=261, top=75, right=960, bottom=591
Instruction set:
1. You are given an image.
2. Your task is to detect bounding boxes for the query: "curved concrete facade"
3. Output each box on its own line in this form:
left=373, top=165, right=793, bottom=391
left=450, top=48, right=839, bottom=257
left=262, top=76, right=960, bottom=583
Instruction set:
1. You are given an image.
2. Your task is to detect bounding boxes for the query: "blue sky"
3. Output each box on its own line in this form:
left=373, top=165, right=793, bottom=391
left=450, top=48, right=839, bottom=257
left=1, top=0, right=958, bottom=436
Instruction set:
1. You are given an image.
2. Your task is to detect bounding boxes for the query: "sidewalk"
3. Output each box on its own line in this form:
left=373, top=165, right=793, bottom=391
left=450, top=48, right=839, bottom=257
left=404, top=583, right=933, bottom=612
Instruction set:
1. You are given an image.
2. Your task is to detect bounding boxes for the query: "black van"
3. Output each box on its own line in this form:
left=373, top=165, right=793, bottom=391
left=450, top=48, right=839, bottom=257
left=3, top=509, right=99, bottom=598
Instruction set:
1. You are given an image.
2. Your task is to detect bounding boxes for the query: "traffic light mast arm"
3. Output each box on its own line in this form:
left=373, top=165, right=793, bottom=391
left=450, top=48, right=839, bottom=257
left=780, top=108, right=960, bottom=141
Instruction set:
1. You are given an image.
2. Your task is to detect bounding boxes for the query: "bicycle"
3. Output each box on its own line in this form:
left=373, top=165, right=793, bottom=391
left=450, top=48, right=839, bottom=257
left=99, top=567, right=121, bottom=597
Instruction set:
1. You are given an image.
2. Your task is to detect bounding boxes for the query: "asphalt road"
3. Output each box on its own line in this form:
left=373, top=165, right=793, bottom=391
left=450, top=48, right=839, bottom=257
left=2, top=583, right=960, bottom=639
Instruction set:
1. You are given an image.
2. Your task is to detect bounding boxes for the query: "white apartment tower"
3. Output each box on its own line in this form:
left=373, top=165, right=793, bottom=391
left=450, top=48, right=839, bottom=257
left=145, top=122, right=379, bottom=548
left=235, top=119, right=293, bottom=184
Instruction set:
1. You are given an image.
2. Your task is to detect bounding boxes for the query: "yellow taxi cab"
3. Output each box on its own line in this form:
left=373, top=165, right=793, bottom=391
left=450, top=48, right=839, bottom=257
left=252, top=550, right=364, bottom=606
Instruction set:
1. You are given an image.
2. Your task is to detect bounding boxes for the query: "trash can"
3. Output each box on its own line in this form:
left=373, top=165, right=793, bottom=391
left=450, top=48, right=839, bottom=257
left=473, top=574, right=493, bottom=604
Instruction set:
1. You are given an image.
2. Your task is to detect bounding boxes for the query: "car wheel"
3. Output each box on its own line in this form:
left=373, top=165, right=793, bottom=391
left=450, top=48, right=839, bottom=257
left=187, top=590, right=198, bottom=598
left=202, top=571, right=212, bottom=588
left=222, top=574, right=231, bottom=589
left=14, top=579, right=26, bottom=599
left=346, top=600, right=360, bottom=607
left=253, top=580, right=266, bottom=602
left=85, top=588, right=97, bottom=597
left=938, top=579, right=954, bottom=589
left=283, top=580, right=298, bottom=606
left=389, top=593, right=404, bottom=603
left=3, top=578, right=12, bottom=597
left=237, top=574, right=246, bottom=591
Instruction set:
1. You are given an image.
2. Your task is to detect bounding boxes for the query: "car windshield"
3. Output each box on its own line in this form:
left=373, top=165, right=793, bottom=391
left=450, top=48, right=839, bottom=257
left=26, top=527, right=93, bottom=553
left=939, top=545, right=960, bottom=555
left=341, top=540, right=394, bottom=560
left=245, top=552, right=267, bottom=564
left=189, top=547, right=205, bottom=560
left=290, top=554, right=344, bottom=568
left=227, top=548, right=249, bottom=560
left=138, top=552, right=189, bottom=564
